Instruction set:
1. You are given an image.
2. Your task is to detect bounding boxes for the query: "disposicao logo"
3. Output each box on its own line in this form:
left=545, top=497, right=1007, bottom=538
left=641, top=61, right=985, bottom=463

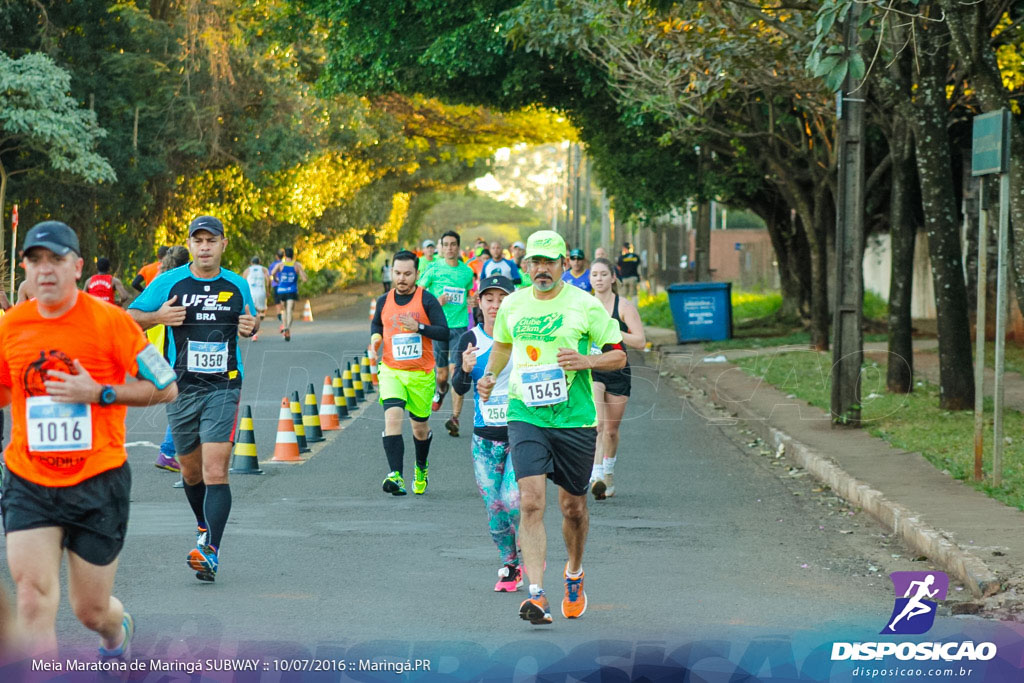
left=831, top=571, right=997, bottom=662
left=882, top=571, right=947, bottom=635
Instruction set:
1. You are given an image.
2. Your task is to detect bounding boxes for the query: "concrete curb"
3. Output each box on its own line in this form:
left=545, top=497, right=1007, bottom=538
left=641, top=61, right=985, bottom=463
left=647, top=330, right=1001, bottom=599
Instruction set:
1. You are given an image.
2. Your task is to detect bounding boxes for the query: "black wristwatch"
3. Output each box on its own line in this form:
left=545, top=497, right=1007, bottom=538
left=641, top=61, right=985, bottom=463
left=99, top=385, right=117, bottom=407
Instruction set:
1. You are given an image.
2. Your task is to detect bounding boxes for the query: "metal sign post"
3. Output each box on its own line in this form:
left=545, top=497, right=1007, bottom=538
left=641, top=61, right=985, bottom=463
left=970, top=109, right=1011, bottom=485
left=973, top=178, right=988, bottom=482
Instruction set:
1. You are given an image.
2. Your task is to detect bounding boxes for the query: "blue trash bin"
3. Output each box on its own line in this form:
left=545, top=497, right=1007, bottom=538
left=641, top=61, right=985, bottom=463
left=666, top=282, right=733, bottom=343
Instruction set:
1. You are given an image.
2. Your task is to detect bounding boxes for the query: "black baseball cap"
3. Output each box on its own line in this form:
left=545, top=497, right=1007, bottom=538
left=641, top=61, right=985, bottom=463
left=22, top=221, right=81, bottom=257
left=479, top=275, right=514, bottom=295
left=188, top=215, right=225, bottom=237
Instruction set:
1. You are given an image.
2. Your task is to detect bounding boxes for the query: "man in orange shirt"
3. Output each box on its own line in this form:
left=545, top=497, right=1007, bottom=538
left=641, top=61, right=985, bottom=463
left=0, top=221, right=178, bottom=656
left=131, top=245, right=168, bottom=293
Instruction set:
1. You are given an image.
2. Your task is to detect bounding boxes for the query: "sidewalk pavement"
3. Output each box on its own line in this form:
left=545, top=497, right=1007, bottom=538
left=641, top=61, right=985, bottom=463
left=647, top=327, right=1024, bottom=614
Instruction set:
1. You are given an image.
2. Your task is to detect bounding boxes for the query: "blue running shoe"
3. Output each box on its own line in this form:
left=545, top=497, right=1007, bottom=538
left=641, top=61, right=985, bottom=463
left=98, top=612, right=134, bottom=659
left=188, top=544, right=218, bottom=582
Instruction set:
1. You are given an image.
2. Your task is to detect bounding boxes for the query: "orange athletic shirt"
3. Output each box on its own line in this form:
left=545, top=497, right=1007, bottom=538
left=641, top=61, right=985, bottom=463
left=0, top=293, right=149, bottom=486
left=381, top=287, right=434, bottom=373
left=138, top=261, right=160, bottom=287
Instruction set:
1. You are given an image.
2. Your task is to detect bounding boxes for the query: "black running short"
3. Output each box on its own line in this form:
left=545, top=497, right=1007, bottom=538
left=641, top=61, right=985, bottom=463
left=1, top=463, right=131, bottom=566
left=277, top=291, right=299, bottom=302
left=593, top=364, right=631, bottom=397
left=166, top=387, right=241, bottom=455
left=508, top=421, right=597, bottom=496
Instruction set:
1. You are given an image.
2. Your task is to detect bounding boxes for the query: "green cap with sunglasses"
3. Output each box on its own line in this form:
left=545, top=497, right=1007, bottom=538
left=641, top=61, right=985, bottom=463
left=524, top=230, right=566, bottom=261
left=568, top=248, right=585, bottom=260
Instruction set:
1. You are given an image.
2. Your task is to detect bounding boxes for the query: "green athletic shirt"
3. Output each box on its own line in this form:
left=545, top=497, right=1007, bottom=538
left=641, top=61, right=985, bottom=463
left=417, top=259, right=475, bottom=328
left=418, top=254, right=438, bottom=273
left=517, top=269, right=532, bottom=289
left=493, top=282, right=623, bottom=428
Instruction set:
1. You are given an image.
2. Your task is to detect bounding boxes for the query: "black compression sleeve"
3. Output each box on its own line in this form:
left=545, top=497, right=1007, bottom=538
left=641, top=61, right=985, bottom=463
left=131, top=274, right=145, bottom=292
left=370, top=293, right=387, bottom=336
left=417, top=290, right=450, bottom=341
left=451, top=330, right=475, bottom=396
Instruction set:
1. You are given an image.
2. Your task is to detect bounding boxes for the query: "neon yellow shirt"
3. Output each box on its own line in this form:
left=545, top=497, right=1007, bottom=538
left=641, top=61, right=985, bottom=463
left=493, top=283, right=622, bottom=428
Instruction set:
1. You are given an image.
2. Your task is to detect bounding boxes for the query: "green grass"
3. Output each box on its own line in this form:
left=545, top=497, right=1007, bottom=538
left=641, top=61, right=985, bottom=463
left=732, top=290, right=783, bottom=321
left=731, top=351, right=1024, bottom=510
left=638, top=290, right=674, bottom=329
left=704, top=332, right=887, bottom=352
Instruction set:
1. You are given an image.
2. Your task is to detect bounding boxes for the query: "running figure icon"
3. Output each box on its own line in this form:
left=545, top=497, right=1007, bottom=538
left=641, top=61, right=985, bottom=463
left=881, top=571, right=948, bottom=635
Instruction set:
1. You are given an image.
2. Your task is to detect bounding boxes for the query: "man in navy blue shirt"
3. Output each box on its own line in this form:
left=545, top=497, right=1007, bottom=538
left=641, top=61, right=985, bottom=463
left=129, top=216, right=258, bottom=583
left=561, top=248, right=592, bottom=292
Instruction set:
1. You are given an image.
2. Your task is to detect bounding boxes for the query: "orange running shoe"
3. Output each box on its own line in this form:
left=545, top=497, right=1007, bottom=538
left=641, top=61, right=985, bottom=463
left=518, top=590, right=553, bottom=624
left=562, top=567, right=587, bottom=618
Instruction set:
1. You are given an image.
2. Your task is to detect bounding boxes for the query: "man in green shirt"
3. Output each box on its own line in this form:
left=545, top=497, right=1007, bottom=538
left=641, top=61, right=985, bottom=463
left=511, top=240, right=531, bottom=289
left=417, top=230, right=476, bottom=437
left=478, top=230, right=625, bottom=625
left=418, top=239, right=437, bottom=274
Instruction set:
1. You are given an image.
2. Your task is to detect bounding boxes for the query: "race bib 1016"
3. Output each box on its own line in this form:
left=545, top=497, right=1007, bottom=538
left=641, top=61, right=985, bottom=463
left=392, top=333, right=423, bottom=360
left=520, top=364, right=567, bottom=407
left=186, top=340, right=228, bottom=373
left=26, top=396, right=92, bottom=452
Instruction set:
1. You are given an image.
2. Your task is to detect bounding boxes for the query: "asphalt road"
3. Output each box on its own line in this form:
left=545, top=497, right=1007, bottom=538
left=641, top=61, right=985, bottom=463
left=0, top=301, right=986, bottom=671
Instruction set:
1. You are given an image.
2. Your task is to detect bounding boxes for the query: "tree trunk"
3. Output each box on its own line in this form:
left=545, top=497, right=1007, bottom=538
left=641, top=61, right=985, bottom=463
left=911, top=37, right=974, bottom=410
left=887, top=123, right=917, bottom=393
left=756, top=195, right=809, bottom=322
left=936, top=0, right=1024, bottom=323
left=809, top=185, right=832, bottom=351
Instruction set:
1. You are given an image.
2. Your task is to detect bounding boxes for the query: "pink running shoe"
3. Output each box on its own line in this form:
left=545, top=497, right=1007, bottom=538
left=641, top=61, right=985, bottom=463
left=494, top=564, right=523, bottom=592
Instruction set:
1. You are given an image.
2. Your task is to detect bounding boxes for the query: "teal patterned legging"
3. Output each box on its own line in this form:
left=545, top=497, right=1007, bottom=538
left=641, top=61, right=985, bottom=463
left=471, top=434, right=521, bottom=565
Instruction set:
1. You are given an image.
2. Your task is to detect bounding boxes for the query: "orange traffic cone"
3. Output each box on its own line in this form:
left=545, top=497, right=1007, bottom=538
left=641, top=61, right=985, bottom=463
left=319, top=375, right=340, bottom=430
left=369, top=298, right=377, bottom=322
left=369, top=352, right=379, bottom=387
left=302, top=299, right=314, bottom=322
left=272, top=397, right=301, bottom=462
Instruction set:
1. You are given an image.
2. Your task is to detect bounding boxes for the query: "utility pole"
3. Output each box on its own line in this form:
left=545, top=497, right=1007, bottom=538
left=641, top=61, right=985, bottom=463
left=694, top=147, right=712, bottom=282
left=830, top=2, right=866, bottom=427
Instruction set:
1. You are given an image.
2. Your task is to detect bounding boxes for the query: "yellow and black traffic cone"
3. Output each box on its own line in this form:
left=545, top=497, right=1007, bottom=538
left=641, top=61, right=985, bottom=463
left=342, top=370, right=358, bottom=411
left=290, top=390, right=310, bottom=453
left=351, top=359, right=365, bottom=402
left=360, top=355, right=375, bottom=395
left=302, top=383, right=325, bottom=442
left=333, top=369, right=350, bottom=419
left=229, top=405, right=263, bottom=474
